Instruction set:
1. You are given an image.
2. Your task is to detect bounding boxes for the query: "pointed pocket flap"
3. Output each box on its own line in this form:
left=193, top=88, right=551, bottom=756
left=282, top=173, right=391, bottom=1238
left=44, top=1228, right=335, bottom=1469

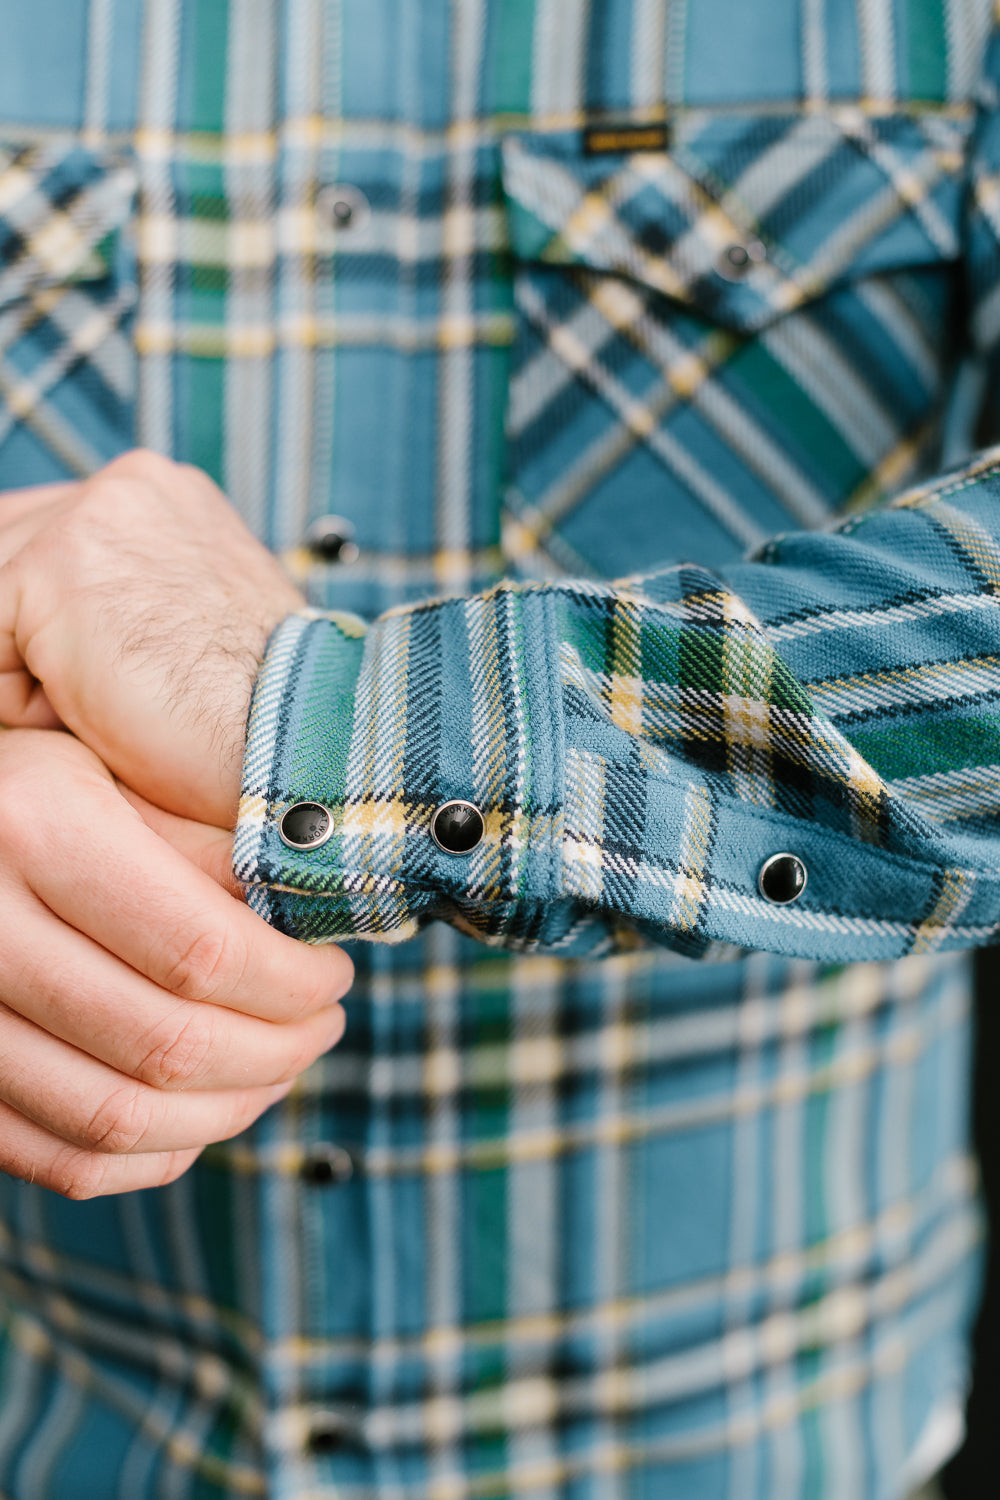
left=0, top=139, right=136, bottom=308
left=502, top=109, right=969, bottom=334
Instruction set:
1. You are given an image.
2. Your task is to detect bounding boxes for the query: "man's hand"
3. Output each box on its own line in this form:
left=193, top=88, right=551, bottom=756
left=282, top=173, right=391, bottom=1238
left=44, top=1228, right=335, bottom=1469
left=0, top=729, right=352, bottom=1198
left=0, top=449, right=306, bottom=828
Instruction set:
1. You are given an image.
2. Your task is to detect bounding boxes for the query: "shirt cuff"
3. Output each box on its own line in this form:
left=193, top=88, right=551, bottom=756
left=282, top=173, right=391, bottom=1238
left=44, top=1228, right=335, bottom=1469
left=234, top=585, right=1000, bottom=961
left=233, top=597, right=565, bottom=944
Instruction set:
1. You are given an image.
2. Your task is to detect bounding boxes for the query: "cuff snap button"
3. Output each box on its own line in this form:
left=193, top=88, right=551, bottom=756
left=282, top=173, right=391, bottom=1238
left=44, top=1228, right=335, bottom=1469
left=430, top=800, right=485, bottom=855
left=758, top=852, right=807, bottom=905
left=279, top=802, right=334, bottom=851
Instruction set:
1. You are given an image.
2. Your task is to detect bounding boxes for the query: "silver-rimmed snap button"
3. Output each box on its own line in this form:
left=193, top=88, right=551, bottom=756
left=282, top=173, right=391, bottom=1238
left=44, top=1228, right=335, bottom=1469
left=306, top=1411, right=353, bottom=1455
left=717, top=238, right=766, bottom=280
left=758, top=852, right=807, bottom=905
left=300, top=1144, right=355, bottom=1187
left=316, top=182, right=371, bottom=234
left=304, top=514, right=360, bottom=565
left=279, top=802, right=334, bottom=851
left=429, top=800, right=485, bottom=855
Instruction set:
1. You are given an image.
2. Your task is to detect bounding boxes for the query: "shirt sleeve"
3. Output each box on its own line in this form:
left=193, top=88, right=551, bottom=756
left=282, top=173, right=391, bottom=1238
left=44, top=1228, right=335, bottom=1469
left=233, top=28, right=1000, bottom=964
left=233, top=455, right=1000, bottom=962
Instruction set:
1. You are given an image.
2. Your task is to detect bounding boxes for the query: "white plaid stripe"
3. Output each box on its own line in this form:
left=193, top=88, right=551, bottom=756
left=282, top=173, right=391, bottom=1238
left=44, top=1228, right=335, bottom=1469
left=269, top=0, right=323, bottom=557
left=421, top=926, right=465, bottom=1494
left=532, top=0, right=589, bottom=119
left=0, top=4, right=994, bottom=1497
left=221, top=0, right=277, bottom=545
left=859, top=0, right=898, bottom=101
left=435, top=0, right=487, bottom=598
left=504, top=956, right=562, bottom=1500
left=134, top=0, right=182, bottom=456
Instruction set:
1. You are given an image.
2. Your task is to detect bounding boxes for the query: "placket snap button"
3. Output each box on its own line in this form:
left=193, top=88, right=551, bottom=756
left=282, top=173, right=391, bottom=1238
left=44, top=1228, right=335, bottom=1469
left=717, top=238, right=766, bottom=280
left=304, top=514, right=360, bottom=565
left=316, top=182, right=371, bottom=234
left=306, top=1412, right=351, bottom=1456
left=300, top=1144, right=355, bottom=1187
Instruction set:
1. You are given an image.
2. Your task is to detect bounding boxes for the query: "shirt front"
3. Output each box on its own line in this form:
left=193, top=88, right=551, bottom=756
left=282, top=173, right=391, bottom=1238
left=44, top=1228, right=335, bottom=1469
left=0, top=2, right=996, bottom=1497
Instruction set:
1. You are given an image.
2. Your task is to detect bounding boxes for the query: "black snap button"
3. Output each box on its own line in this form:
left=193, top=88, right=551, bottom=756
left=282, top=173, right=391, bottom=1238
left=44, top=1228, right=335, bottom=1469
left=278, top=802, right=334, bottom=851
left=306, top=1412, right=351, bottom=1456
left=758, top=852, right=807, bottom=905
left=717, top=239, right=766, bottom=280
left=300, top=1144, right=354, bottom=1188
left=315, top=183, right=371, bottom=234
left=429, top=800, right=485, bottom=855
left=304, top=514, right=360, bottom=565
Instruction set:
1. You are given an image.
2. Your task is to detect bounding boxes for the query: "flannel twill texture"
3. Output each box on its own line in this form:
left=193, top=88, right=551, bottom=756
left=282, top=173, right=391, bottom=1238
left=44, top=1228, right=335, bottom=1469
left=238, top=459, right=1000, bottom=960
left=0, top=2, right=996, bottom=1498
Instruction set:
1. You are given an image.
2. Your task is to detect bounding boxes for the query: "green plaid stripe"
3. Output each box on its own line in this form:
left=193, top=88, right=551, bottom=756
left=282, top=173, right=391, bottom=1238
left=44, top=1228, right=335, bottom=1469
left=240, top=458, right=1000, bottom=963
left=0, top=2, right=996, bottom=1497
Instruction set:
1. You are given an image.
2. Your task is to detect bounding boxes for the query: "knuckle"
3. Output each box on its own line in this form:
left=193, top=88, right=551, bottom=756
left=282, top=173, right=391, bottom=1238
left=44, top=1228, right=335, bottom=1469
left=102, top=447, right=176, bottom=487
left=134, top=1010, right=216, bottom=1091
left=46, top=1147, right=115, bottom=1201
left=45, top=1145, right=199, bottom=1200
left=75, top=451, right=176, bottom=535
left=158, top=922, right=243, bottom=1004
left=81, top=1083, right=157, bottom=1155
left=175, top=460, right=214, bottom=490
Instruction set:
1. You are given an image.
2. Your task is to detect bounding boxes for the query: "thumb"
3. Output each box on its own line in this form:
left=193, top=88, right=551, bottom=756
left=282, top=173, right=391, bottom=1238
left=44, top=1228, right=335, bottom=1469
left=0, top=484, right=76, bottom=728
left=116, top=785, right=245, bottom=900
left=0, top=669, right=62, bottom=729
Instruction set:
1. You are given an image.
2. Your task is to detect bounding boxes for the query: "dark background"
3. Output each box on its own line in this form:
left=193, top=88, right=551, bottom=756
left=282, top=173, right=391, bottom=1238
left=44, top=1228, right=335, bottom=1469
left=941, top=948, right=1000, bottom=1497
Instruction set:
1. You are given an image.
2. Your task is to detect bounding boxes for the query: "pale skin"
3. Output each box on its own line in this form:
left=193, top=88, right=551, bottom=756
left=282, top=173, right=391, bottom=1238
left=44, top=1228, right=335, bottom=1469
left=0, top=450, right=354, bottom=1198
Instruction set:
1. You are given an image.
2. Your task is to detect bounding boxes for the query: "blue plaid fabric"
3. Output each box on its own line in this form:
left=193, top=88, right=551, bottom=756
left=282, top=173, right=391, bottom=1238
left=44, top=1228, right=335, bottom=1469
left=238, top=466, right=1000, bottom=960
left=2, top=2, right=1000, bottom=1497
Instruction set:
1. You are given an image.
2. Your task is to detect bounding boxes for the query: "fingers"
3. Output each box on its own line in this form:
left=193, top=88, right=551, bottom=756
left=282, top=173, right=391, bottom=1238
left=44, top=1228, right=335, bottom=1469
left=0, top=481, right=75, bottom=519
left=0, top=502, right=65, bottom=728
left=0, top=734, right=348, bottom=1199
left=0, top=1001, right=296, bottom=1154
left=0, top=487, right=75, bottom=695
left=116, top=785, right=247, bottom=899
left=0, top=729, right=353, bottom=1201
left=0, top=891, right=347, bottom=1090
left=0, top=483, right=75, bottom=559
left=0, top=668, right=62, bottom=727
left=0, top=452, right=306, bottom=827
left=0, top=1096, right=204, bottom=1199
left=5, top=734, right=353, bottom=1023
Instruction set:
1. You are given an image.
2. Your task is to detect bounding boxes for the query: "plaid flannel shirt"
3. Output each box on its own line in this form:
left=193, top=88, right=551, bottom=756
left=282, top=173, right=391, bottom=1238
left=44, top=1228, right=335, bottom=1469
left=1, top=2, right=1000, bottom=1497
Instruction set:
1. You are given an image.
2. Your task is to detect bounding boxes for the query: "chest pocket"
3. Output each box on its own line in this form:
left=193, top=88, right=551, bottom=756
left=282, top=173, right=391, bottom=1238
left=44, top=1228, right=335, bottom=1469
left=0, top=139, right=136, bottom=484
left=500, top=110, right=970, bottom=581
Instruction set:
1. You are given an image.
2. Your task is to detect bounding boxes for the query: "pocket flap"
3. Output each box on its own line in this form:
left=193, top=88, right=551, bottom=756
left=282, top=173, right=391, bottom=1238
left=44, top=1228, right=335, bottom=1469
left=0, top=139, right=136, bottom=308
left=501, top=110, right=969, bottom=334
